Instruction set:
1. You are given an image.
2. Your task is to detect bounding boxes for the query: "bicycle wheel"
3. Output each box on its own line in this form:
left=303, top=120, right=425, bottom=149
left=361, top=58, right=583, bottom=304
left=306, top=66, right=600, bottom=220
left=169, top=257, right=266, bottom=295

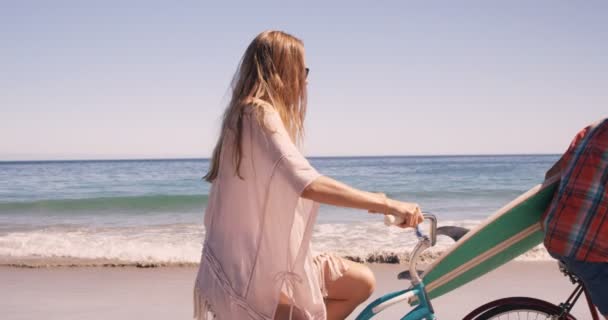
left=463, top=297, right=576, bottom=320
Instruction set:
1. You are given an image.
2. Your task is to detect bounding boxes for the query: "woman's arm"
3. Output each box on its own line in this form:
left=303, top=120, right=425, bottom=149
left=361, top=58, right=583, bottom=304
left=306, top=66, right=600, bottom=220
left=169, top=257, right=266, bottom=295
left=301, top=176, right=423, bottom=227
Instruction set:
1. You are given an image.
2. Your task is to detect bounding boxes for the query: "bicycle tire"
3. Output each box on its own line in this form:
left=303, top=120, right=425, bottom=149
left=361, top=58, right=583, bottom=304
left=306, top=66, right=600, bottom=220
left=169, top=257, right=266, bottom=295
left=462, top=297, right=576, bottom=320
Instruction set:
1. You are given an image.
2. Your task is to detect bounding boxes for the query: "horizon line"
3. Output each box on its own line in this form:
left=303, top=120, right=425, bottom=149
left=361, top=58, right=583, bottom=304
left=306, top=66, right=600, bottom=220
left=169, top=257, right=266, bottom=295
left=0, top=153, right=561, bottom=164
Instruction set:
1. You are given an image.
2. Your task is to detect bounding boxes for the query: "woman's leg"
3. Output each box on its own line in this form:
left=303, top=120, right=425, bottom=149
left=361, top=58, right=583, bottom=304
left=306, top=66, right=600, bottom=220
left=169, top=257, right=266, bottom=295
left=274, top=293, right=309, bottom=320
left=323, top=259, right=376, bottom=320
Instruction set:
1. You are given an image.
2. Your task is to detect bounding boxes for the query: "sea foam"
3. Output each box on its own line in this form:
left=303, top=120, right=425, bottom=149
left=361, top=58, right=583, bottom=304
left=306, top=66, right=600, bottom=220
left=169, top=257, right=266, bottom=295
left=0, top=220, right=553, bottom=267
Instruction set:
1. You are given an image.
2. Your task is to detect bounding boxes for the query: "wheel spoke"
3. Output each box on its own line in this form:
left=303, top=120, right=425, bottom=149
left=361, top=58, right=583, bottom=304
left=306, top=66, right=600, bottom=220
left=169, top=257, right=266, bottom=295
left=485, top=309, right=561, bottom=320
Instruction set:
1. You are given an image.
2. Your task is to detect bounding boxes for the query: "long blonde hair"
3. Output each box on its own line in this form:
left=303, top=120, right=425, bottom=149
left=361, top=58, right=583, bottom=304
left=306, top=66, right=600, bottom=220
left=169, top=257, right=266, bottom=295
left=204, top=31, right=308, bottom=182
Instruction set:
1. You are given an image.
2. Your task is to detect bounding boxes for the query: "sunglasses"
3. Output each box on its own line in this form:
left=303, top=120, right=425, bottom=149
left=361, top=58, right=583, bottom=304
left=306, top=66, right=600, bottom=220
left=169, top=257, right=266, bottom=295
left=305, top=67, right=310, bottom=78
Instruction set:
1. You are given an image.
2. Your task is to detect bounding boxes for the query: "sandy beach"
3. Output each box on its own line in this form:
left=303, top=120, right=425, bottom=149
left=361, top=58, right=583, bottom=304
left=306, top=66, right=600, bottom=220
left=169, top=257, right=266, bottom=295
left=3, top=0, right=605, bottom=319
left=1, top=261, right=596, bottom=320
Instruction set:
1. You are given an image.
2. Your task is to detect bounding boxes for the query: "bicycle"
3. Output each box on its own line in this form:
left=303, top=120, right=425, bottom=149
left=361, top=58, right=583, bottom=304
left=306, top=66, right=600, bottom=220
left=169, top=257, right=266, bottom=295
left=353, top=214, right=602, bottom=320
left=462, top=260, right=601, bottom=320
left=354, top=214, right=466, bottom=320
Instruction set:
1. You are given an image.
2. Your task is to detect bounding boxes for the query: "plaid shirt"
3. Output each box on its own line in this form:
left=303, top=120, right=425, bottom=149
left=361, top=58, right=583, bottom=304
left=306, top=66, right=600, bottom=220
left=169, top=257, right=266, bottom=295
left=542, top=118, right=608, bottom=262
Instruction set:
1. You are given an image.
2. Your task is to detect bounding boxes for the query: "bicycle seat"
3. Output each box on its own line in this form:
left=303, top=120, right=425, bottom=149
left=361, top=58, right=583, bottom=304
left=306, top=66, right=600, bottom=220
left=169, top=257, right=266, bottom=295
left=397, top=270, right=424, bottom=280
left=395, top=226, right=468, bottom=281
left=558, top=260, right=580, bottom=284
left=437, top=226, right=469, bottom=242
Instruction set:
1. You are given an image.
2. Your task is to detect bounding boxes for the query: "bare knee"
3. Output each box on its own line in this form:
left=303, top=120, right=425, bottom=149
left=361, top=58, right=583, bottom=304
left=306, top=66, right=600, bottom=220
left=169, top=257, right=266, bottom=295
left=322, top=260, right=376, bottom=304
left=354, top=264, right=376, bottom=302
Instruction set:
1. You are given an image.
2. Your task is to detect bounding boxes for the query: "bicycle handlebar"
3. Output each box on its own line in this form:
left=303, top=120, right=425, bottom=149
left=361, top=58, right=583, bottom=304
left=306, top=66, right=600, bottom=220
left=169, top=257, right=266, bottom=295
left=384, top=213, right=437, bottom=246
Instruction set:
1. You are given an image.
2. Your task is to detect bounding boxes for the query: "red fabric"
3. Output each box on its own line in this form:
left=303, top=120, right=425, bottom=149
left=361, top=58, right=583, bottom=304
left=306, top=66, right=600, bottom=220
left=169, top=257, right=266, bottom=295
left=542, top=120, right=608, bottom=262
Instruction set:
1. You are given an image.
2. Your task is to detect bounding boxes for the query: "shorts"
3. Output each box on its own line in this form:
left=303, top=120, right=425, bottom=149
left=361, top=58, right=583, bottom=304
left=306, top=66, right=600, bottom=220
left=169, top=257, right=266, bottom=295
left=558, top=255, right=608, bottom=315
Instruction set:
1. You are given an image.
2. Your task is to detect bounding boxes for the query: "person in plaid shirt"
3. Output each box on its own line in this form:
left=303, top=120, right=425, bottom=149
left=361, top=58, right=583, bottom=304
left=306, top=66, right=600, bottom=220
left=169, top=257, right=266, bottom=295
left=542, top=118, right=608, bottom=317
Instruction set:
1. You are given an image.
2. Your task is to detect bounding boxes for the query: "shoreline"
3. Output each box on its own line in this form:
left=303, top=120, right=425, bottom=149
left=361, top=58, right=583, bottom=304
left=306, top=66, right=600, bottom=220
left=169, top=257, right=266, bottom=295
left=0, top=247, right=553, bottom=268
left=0, top=256, right=200, bottom=268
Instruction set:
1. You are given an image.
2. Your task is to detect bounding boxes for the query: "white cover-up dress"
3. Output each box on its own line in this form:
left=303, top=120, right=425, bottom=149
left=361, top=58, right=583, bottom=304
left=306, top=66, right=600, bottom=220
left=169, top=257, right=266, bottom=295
left=194, top=105, right=349, bottom=320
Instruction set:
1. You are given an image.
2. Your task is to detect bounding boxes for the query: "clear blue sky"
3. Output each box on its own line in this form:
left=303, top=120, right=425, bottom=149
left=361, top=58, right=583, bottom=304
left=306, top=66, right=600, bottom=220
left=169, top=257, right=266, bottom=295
left=1, top=1, right=606, bottom=160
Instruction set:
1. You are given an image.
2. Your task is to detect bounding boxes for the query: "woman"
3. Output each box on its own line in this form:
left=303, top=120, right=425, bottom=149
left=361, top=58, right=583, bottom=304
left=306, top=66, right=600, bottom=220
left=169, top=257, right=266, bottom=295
left=194, top=30, right=424, bottom=320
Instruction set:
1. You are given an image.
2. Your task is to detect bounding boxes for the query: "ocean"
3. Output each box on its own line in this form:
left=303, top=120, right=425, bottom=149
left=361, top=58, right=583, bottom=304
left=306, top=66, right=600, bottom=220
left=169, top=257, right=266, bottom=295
left=0, top=155, right=559, bottom=267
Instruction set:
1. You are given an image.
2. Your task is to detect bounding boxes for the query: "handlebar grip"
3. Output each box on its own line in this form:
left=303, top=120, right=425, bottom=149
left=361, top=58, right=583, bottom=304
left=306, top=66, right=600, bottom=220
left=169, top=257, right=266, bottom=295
left=384, top=215, right=424, bottom=235
left=383, top=214, right=405, bottom=226
left=384, top=213, right=437, bottom=245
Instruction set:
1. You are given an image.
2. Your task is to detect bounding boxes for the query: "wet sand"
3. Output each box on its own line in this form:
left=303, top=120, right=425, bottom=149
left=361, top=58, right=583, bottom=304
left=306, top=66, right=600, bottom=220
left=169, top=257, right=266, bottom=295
left=0, top=261, right=597, bottom=320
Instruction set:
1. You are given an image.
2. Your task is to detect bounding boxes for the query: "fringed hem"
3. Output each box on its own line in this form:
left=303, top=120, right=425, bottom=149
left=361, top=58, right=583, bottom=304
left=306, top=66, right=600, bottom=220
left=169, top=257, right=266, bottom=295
left=313, top=253, right=350, bottom=297
left=193, top=287, right=216, bottom=320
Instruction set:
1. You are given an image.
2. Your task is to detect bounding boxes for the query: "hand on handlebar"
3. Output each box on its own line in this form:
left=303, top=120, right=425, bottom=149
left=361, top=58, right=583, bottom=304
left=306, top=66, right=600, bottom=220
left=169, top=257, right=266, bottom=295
left=388, top=199, right=424, bottom=228
left=368, top=193, right=424, bottom=228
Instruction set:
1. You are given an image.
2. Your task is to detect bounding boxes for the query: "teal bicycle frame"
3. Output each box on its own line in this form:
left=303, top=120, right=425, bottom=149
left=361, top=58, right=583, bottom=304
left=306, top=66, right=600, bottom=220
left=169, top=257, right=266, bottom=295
left=355, top=215, right=437, bottom=320
left=354, top=282, right=435, bottom=320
